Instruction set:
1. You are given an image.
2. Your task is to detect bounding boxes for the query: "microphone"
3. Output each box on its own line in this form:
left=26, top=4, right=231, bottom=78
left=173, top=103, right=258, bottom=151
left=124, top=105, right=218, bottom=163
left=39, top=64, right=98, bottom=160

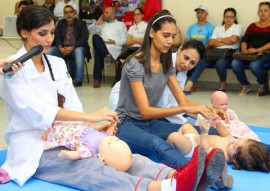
left=2, top=45, right=44, bottom=73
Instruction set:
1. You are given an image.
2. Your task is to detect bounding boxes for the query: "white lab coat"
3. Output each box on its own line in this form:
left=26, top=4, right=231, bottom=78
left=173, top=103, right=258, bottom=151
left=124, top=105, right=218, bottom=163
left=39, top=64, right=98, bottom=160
left=0, top=46, right=83, bottom=186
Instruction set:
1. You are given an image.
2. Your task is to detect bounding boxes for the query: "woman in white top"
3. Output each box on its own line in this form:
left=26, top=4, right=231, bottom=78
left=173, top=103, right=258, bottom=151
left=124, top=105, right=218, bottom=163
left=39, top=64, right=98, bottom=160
left=208, top=7, right=242, bottom=91
left=113, top=7, right=148, bottom=84
left=126, top=8, right=148, bottom=47
left=184, top=8, right=242, bottom=93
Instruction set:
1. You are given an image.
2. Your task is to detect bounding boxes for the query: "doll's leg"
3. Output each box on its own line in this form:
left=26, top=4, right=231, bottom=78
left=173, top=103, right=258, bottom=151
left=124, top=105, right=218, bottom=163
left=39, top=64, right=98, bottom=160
left=167, top=122, right=199, bottom=155
left=58, top=150, right=80, bottom=160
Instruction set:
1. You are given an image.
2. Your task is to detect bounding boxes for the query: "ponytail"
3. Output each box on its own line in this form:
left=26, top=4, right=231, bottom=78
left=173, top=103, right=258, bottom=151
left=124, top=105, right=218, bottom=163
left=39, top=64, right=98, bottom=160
left=44, top=54, right=66, bottom=108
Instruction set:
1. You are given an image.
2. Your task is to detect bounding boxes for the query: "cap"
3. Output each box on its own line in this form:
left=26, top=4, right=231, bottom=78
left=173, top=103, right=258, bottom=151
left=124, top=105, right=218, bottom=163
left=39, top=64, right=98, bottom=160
left=194, top=5, right=208, bottom=13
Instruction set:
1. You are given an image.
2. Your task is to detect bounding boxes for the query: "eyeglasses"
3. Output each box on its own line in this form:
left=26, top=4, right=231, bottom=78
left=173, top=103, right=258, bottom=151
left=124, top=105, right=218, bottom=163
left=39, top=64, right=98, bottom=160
left=134, top=13, right=142, bottom=16
left=64, top=11, right=74, bottom=14
left=224, top=16, right=235, bottom=19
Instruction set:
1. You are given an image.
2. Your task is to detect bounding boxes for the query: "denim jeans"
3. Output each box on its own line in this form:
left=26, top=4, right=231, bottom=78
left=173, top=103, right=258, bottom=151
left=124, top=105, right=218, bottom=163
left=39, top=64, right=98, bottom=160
left=189, top=58, right=231, bottom=83
left=116, top=116, right=188, bottom=169
left=231, top=55, right=270, bottom=87
left=48, top=46, right=86, bottom=82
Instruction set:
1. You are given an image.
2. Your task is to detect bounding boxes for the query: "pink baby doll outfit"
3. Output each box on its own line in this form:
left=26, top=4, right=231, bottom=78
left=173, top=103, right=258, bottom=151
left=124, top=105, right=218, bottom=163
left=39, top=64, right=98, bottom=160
left=43, top=121, right=109, bottom=158
left=195, top=108, right=260, bottom=141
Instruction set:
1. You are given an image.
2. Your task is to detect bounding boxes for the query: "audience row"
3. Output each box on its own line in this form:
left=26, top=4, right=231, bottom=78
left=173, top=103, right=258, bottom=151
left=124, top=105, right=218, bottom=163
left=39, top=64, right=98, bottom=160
left=14, top=1, right=270, bottom=96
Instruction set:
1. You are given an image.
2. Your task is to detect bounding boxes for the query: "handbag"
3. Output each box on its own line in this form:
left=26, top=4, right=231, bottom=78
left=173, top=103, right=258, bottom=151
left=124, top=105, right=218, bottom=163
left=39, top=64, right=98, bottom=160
left=232, top=51, right=270, bottom=61
left=204, top=48, right=234, bottom=62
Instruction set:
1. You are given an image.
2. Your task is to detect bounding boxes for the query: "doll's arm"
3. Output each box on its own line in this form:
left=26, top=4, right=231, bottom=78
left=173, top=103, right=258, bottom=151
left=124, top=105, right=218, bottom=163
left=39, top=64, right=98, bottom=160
left=198, top=114, right=213, bottom=153
left=58, top=146, right=94, bottom=160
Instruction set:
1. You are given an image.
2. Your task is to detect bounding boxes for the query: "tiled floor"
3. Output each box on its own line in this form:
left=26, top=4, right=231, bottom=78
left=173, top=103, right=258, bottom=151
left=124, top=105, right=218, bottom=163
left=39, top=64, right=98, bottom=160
left=1, top=79, right=270, bottom=150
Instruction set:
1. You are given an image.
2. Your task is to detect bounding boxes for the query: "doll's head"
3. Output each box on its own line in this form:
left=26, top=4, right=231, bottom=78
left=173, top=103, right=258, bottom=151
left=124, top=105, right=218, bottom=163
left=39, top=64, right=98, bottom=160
left=98, top=136, right=132, bottom=172
left=211, top=91, right=229, bottom=111
left=228, top=138, right=270, bottom=172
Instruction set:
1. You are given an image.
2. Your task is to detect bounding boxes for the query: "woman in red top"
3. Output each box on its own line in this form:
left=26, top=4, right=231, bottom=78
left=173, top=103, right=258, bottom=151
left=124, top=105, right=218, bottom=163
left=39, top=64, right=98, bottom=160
left=231, top=1, right=270, bottom=96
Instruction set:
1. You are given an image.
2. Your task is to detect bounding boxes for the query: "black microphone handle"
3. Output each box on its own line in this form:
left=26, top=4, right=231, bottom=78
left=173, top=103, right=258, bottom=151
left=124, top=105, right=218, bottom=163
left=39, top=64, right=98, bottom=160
left=2, top=45, right=43, bottom=73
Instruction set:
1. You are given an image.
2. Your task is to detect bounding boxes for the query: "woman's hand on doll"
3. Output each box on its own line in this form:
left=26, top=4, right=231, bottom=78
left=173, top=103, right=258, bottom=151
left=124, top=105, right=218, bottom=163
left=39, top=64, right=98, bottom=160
left=101, top=122, right=118, bottom=135
left=211, top=107, right=228, bottom=123
left=88, top=107, right=119, bottom=124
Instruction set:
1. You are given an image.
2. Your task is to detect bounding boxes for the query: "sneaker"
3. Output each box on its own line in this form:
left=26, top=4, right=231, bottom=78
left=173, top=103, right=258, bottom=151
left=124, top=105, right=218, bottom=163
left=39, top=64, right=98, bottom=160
left=73, top=80, right=82, bottom=87
left=93, top=79, right=101, bottom=88
left=238, top=87, right=251, bottom=95
left=211, top=163, right=234, bottom=190
left=173, top=146, right=206, bottom=191
left=196, top=149, right=226, bottom=191
left=104, top=54, right=114, bottom=65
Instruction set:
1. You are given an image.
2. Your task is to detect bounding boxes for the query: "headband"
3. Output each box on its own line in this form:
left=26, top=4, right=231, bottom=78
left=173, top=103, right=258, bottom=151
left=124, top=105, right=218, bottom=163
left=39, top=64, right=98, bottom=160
left=151, top=15, right=175, bottom=26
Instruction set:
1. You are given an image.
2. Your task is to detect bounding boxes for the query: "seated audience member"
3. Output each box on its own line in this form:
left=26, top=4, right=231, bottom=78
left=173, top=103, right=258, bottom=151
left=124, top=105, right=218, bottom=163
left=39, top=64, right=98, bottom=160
left=48, top=5, right=91, bottom=87
left=194, top=91, right=260, bottom=141
left=91, top=6, right=127, bottom=88
left=231, top=1, right=270, bottom=96
left=183, top=4, right=215, bottom=94
left=79, top=0, right=103, bottom=21
left=54, top=0, right=79, bottom=18
left=42, top=121, right=133, bottom=172
left=186, top=8, right=242, bottom=92
left=42, top=0, right=55, bottom=14
left=168, top=116, right=270, bottom=172
left=14, top=0, right=38, bottom=15
left=112, top=7, right=147, bottom=86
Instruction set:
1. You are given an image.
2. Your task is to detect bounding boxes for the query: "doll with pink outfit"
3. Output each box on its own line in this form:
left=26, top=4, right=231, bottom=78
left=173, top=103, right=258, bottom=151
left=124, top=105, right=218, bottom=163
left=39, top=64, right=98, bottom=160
left=195, top=91, right=260, bottom=141
left=42, top=121, right=133, bottom=172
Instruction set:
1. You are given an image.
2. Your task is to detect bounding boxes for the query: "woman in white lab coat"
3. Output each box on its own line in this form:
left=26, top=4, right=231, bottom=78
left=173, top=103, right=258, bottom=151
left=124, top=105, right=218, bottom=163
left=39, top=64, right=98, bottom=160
left=0, top=6, right=204, bottom=191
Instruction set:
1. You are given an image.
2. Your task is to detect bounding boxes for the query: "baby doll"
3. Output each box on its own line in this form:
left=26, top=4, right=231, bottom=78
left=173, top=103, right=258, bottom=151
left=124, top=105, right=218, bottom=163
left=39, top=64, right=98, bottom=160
left=167, top=117, right=270, bottom=172
left=42, top=121, right=132, bottom=172
left=195, top=91, right=260, bottom=141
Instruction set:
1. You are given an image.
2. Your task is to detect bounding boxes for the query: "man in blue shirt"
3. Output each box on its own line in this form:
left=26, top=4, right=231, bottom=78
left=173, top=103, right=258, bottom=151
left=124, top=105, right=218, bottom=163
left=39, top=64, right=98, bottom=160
left=184, top=5, right=215, bottom=94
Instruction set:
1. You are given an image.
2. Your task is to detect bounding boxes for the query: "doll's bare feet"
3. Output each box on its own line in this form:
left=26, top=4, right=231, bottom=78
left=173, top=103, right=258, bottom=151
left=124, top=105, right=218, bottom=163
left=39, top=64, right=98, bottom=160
left=58, top=150, right=80, bottom=160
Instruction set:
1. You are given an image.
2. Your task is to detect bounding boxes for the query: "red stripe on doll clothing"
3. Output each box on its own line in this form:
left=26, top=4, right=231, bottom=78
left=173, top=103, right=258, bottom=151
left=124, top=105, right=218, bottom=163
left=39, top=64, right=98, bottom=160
left=155, top=166, right=167, bottom=180
left=134, top=177, right=144, bottom=191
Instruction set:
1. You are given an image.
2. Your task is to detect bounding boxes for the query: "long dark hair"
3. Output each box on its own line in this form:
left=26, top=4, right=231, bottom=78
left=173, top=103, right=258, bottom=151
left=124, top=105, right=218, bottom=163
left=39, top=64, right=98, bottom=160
left=126, top=11, right=176, bottom=75
left=181, top=40, right=205, bottom=60
left=17, top=6, right=65, bottom=108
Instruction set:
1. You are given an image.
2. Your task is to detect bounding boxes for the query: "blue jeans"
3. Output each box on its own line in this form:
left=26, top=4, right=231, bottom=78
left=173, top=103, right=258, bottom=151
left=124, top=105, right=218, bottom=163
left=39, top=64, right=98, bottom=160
left=189, top=58, right=230, bottom=83
left=48, top=46, right=86, bottom=82
left=231, top=55, right=270, bottom=87
left=116, top=116, right=188, bottom=169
